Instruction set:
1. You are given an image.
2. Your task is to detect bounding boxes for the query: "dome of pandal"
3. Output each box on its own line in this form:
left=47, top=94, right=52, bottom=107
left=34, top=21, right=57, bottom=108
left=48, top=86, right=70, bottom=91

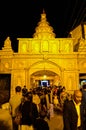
left=33, top=10, right=56, bottom=39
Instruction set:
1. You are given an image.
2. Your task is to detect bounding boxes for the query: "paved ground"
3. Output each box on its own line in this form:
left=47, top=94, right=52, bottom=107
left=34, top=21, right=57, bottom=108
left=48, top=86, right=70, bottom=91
left=0, top=104, right=64, bottom=130
left=45, top=109, right=64, bottom=130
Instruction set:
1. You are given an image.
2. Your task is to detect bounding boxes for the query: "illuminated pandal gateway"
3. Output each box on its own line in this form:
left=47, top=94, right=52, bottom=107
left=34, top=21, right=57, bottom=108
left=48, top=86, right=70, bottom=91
left=0, top=10, right=86, bottom=96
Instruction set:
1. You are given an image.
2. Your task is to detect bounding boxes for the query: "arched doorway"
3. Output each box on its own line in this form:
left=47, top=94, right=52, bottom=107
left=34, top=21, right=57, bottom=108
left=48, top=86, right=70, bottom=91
left=26, top=59, right=62, bottom=89
left=30, top=70, right=61, bottom=88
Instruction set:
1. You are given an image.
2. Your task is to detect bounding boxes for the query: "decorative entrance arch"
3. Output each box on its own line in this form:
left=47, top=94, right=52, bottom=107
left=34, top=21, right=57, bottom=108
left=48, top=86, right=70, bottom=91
left=26, top=60, right=62, bottom=89
left=30, top=70, right=61, bottom=88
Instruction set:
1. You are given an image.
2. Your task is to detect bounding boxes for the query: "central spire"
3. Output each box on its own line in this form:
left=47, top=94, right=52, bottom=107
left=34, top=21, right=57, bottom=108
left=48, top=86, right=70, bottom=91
left=33, top=10, right=56, bottom=39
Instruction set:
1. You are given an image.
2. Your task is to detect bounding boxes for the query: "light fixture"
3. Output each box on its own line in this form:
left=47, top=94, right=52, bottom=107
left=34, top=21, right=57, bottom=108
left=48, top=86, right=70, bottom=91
left=43, top=75, right=47, bottom=79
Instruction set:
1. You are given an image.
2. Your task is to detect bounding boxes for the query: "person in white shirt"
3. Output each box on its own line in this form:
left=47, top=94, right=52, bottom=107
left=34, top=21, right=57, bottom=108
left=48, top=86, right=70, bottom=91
left=9, top=86, right=22, bottom=130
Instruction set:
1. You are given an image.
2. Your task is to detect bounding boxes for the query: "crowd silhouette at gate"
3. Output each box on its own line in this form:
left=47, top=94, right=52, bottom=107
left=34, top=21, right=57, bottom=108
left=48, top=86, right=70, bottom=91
left=0, top=84, right=86, bottom=130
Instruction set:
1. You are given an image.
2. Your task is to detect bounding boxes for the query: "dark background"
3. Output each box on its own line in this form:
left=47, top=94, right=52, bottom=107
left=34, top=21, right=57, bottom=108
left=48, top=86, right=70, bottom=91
left=0, top=0, right=86, bottom=52
left=0, top=74, right=11, bottom=105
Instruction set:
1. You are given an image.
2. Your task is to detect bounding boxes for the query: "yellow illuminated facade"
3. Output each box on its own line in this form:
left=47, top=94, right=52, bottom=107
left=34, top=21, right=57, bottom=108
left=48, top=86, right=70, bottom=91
left=0, top=11, right=86, bottom=96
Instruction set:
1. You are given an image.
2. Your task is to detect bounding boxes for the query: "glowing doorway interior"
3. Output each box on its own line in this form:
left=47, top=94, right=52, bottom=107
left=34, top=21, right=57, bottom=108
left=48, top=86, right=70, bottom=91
left=41, top=80, right=49, bottom=87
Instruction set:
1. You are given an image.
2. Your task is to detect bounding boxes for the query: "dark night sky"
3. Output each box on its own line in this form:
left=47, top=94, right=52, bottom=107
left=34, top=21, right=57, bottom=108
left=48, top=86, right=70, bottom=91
left=0, top=0, right=86, bottom=52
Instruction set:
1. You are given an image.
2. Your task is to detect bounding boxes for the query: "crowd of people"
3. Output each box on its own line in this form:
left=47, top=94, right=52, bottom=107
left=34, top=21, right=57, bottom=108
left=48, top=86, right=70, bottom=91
left=9, top=85, right=50, bottom=130
left=0, top=84, right=86, bottom=130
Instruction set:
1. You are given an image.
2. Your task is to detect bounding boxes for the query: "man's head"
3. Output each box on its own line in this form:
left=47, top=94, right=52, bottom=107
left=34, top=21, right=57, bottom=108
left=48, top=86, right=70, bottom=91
left=73, top=90, right=82, bottom=104
left=15, top=86, right=21, bottom=93
left=24, top=92, right=32, bottom=102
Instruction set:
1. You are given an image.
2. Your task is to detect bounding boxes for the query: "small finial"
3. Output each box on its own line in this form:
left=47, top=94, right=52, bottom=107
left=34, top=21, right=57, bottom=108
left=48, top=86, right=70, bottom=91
left=43, top=9, right=45, bottom=14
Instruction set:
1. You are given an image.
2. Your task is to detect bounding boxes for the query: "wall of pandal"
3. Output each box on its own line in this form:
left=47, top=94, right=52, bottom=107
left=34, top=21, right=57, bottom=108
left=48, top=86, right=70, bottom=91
left=0, top=11, right=86, bottom=96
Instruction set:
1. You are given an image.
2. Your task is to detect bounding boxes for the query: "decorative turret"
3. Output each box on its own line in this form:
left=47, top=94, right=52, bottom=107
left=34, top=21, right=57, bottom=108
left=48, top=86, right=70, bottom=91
left=33, top=10, right=56, bottom=39
left=78, top=37, right=86, bottom=52
left=2, top=37, right=13, bottom=52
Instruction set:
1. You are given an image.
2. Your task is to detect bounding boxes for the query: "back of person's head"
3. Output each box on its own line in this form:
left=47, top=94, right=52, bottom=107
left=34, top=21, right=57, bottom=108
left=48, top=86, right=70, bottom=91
left=24, top=91, right=32, bottom=102
left=24, top=85, right=26, bottom=88
left=39, top=110, right=46, bottom=119
left=15, top=86, right=21, bottom=93
left=82, top=84, right=86, bottom=90
left=22, top=85, right=28, bottom=96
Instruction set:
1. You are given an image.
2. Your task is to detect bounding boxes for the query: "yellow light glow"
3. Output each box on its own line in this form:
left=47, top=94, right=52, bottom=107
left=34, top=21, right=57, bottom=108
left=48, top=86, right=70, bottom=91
left=43, top=75, right=47, bottom=79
